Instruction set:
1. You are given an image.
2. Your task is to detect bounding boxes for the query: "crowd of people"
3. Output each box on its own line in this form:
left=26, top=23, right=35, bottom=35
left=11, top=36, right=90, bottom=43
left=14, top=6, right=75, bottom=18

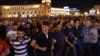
left=0, top=16, right=100, bottom=56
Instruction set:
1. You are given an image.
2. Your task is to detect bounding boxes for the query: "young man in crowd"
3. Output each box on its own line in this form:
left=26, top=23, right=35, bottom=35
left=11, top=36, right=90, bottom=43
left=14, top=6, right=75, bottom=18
left=31, top=21, right=54, bottom=56
left=82, top=20, right=91, bottom=56
left=10, top=28, right=30, bottom=56
left=7, top=23, right=18, bottom=56
left=52, top=22, right=65, bottom=56
left=7, top=20, right=14, bottom=31
left=63, top=19, right=77, bottom=56
left=73, top=19, right=84, bottom=56
left=7, top=23, right=18, bottom=40
left=89, top=22, right=99, bottom=56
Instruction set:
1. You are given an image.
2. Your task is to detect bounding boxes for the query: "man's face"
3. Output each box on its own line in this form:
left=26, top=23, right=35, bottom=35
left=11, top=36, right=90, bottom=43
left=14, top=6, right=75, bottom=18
left=17, top=31, right=25, bottom=38
left=26, top=24, right=30, bottom=28
left=75, top=21, right=80, bottom=27
left=9, top=20, right=14, bottom=25
left=69, top=20, right=74, bottom=26
left=42, top=25, right=49, bottom=33
left=17, top=22, right=21, bottom=26
left=13, top=25, right=18, bottom=31
left=56, top=25, right=62, bottom=31
left=93, top=22, right=98, bottom=28
left=85, top=20, right=91, bottom=27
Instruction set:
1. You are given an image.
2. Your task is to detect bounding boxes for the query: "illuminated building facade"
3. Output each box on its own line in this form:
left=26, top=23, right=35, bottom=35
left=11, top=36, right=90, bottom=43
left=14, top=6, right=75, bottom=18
left=94, top=5, right=100, bottom=15
left=51, top=7, right=70, bottom=16
left=70, top=8, right=81, bottom=16
left=0, top=0, right=51, bottom=18
left=0, top=0, right=70, bottom=18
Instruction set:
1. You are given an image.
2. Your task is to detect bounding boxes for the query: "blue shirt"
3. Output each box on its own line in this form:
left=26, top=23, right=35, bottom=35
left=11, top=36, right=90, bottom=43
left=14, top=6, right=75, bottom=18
left=82, top=27, right=90, bottom=43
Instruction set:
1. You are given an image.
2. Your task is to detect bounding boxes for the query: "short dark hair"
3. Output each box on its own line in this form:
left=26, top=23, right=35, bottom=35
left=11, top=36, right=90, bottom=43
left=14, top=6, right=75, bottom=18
left=13, top=23, right=18, bottom=26
left=53, top=21, right=60, bottom=27
left=17, top=27, right=25, bottom=32
left=42, top=21, right=49, bottom=26
left=67, top=19, right=73, bottom=23
left=74, top=19, right=80, bottom=23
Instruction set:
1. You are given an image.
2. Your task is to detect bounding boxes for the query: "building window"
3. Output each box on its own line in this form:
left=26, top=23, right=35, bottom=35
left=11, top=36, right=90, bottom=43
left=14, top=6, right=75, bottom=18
left=3, top=13, right=5, bottom=15
left=9, top=12, right=12, bottom=14
left=34, top=11, right=36, bottom=13
left=31, top=12, right=33, bottom=14
left=23, top=7, right=25, bottom=9
left=48, top=7, right=50, bottom=9
left=27, top=12, right=29, bottom=14
left=14, top=7, right=16, bottom=10
left=48, top=10, right=49, bottom=12
left=13, top=12, right=16, bottom=14
left=19, top=7, right=20, bottom=10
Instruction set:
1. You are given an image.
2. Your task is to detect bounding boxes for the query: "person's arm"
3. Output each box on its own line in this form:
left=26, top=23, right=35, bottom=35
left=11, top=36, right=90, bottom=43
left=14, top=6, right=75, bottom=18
left=31, top=39, right=47, bottom=52
left=65, top=36, right=74, bottom=48
left=51, top=38, right=56, bottom=50
left=51, top=38, right=56, bottom=56
left=72, top=35, right=78, bottom=41
left=73, top=29, right=78, bottom=41
left=25, top=36, right=31, bottom=43
left=6, top=31, right=10, bottom=40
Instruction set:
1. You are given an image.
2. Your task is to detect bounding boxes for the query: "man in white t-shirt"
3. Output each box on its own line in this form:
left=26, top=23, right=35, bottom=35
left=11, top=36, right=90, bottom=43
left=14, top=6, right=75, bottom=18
left=7, top=24, right=18, bottom=39
left=89, top=22, right=99, bottom=56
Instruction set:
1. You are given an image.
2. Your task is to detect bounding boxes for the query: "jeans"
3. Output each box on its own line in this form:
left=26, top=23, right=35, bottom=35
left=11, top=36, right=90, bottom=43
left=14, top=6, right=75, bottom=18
left=54, top=49, right=63, bottom=56
left=36, top=51, right=51, bottom=56
left=65, top=46, right=77, bottom=56
left=90, top=43, right=98, bottom=56
left=75, top=40, right=84, bottom=56
left=82, top=43, right=91, bottom=56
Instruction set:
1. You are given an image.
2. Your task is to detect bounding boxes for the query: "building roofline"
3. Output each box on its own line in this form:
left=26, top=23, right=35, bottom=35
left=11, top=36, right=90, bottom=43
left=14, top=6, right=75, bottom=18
left=1, top=4, right=41, bottom=6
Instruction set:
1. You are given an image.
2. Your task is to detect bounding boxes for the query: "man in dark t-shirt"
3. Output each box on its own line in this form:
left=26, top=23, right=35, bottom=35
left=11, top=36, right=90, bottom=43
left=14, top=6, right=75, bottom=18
left=52, top=23, right=65, bottom=56
left=31, top=21, right=53, bottom=56
left=63, top=19, right=77, bottom=56
left=73, top=20, right=83, bottom=56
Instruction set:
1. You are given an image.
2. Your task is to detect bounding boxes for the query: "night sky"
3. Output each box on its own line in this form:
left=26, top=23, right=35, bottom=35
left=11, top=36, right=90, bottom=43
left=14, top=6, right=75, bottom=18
left=0, top=0, right=100, bottom=11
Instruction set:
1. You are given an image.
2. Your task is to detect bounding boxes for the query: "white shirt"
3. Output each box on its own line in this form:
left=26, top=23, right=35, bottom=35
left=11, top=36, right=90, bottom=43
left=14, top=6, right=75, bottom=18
left=7, top=30, right=17, bottom=39
left=46, top=34, right=48, bottom=39
left=89, top=28, right=99, bottom=43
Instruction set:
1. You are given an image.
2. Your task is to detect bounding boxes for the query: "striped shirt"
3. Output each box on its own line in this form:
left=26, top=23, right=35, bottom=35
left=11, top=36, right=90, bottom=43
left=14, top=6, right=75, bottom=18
left=10, top=36, right=30, bottom=56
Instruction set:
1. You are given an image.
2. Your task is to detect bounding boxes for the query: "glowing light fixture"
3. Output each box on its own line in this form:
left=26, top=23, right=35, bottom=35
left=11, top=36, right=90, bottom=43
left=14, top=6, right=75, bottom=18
left=3, top=6, right=10, bottom=9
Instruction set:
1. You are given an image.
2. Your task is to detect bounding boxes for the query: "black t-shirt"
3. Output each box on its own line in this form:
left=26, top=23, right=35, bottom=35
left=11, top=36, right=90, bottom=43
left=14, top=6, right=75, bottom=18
left=52, top=32, right=65, bottom=50
left=73, top=26, right=82, bottom=39
left=63, top=26, right=75, bottom=45
left=34, top=32, right=53, bottom=52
